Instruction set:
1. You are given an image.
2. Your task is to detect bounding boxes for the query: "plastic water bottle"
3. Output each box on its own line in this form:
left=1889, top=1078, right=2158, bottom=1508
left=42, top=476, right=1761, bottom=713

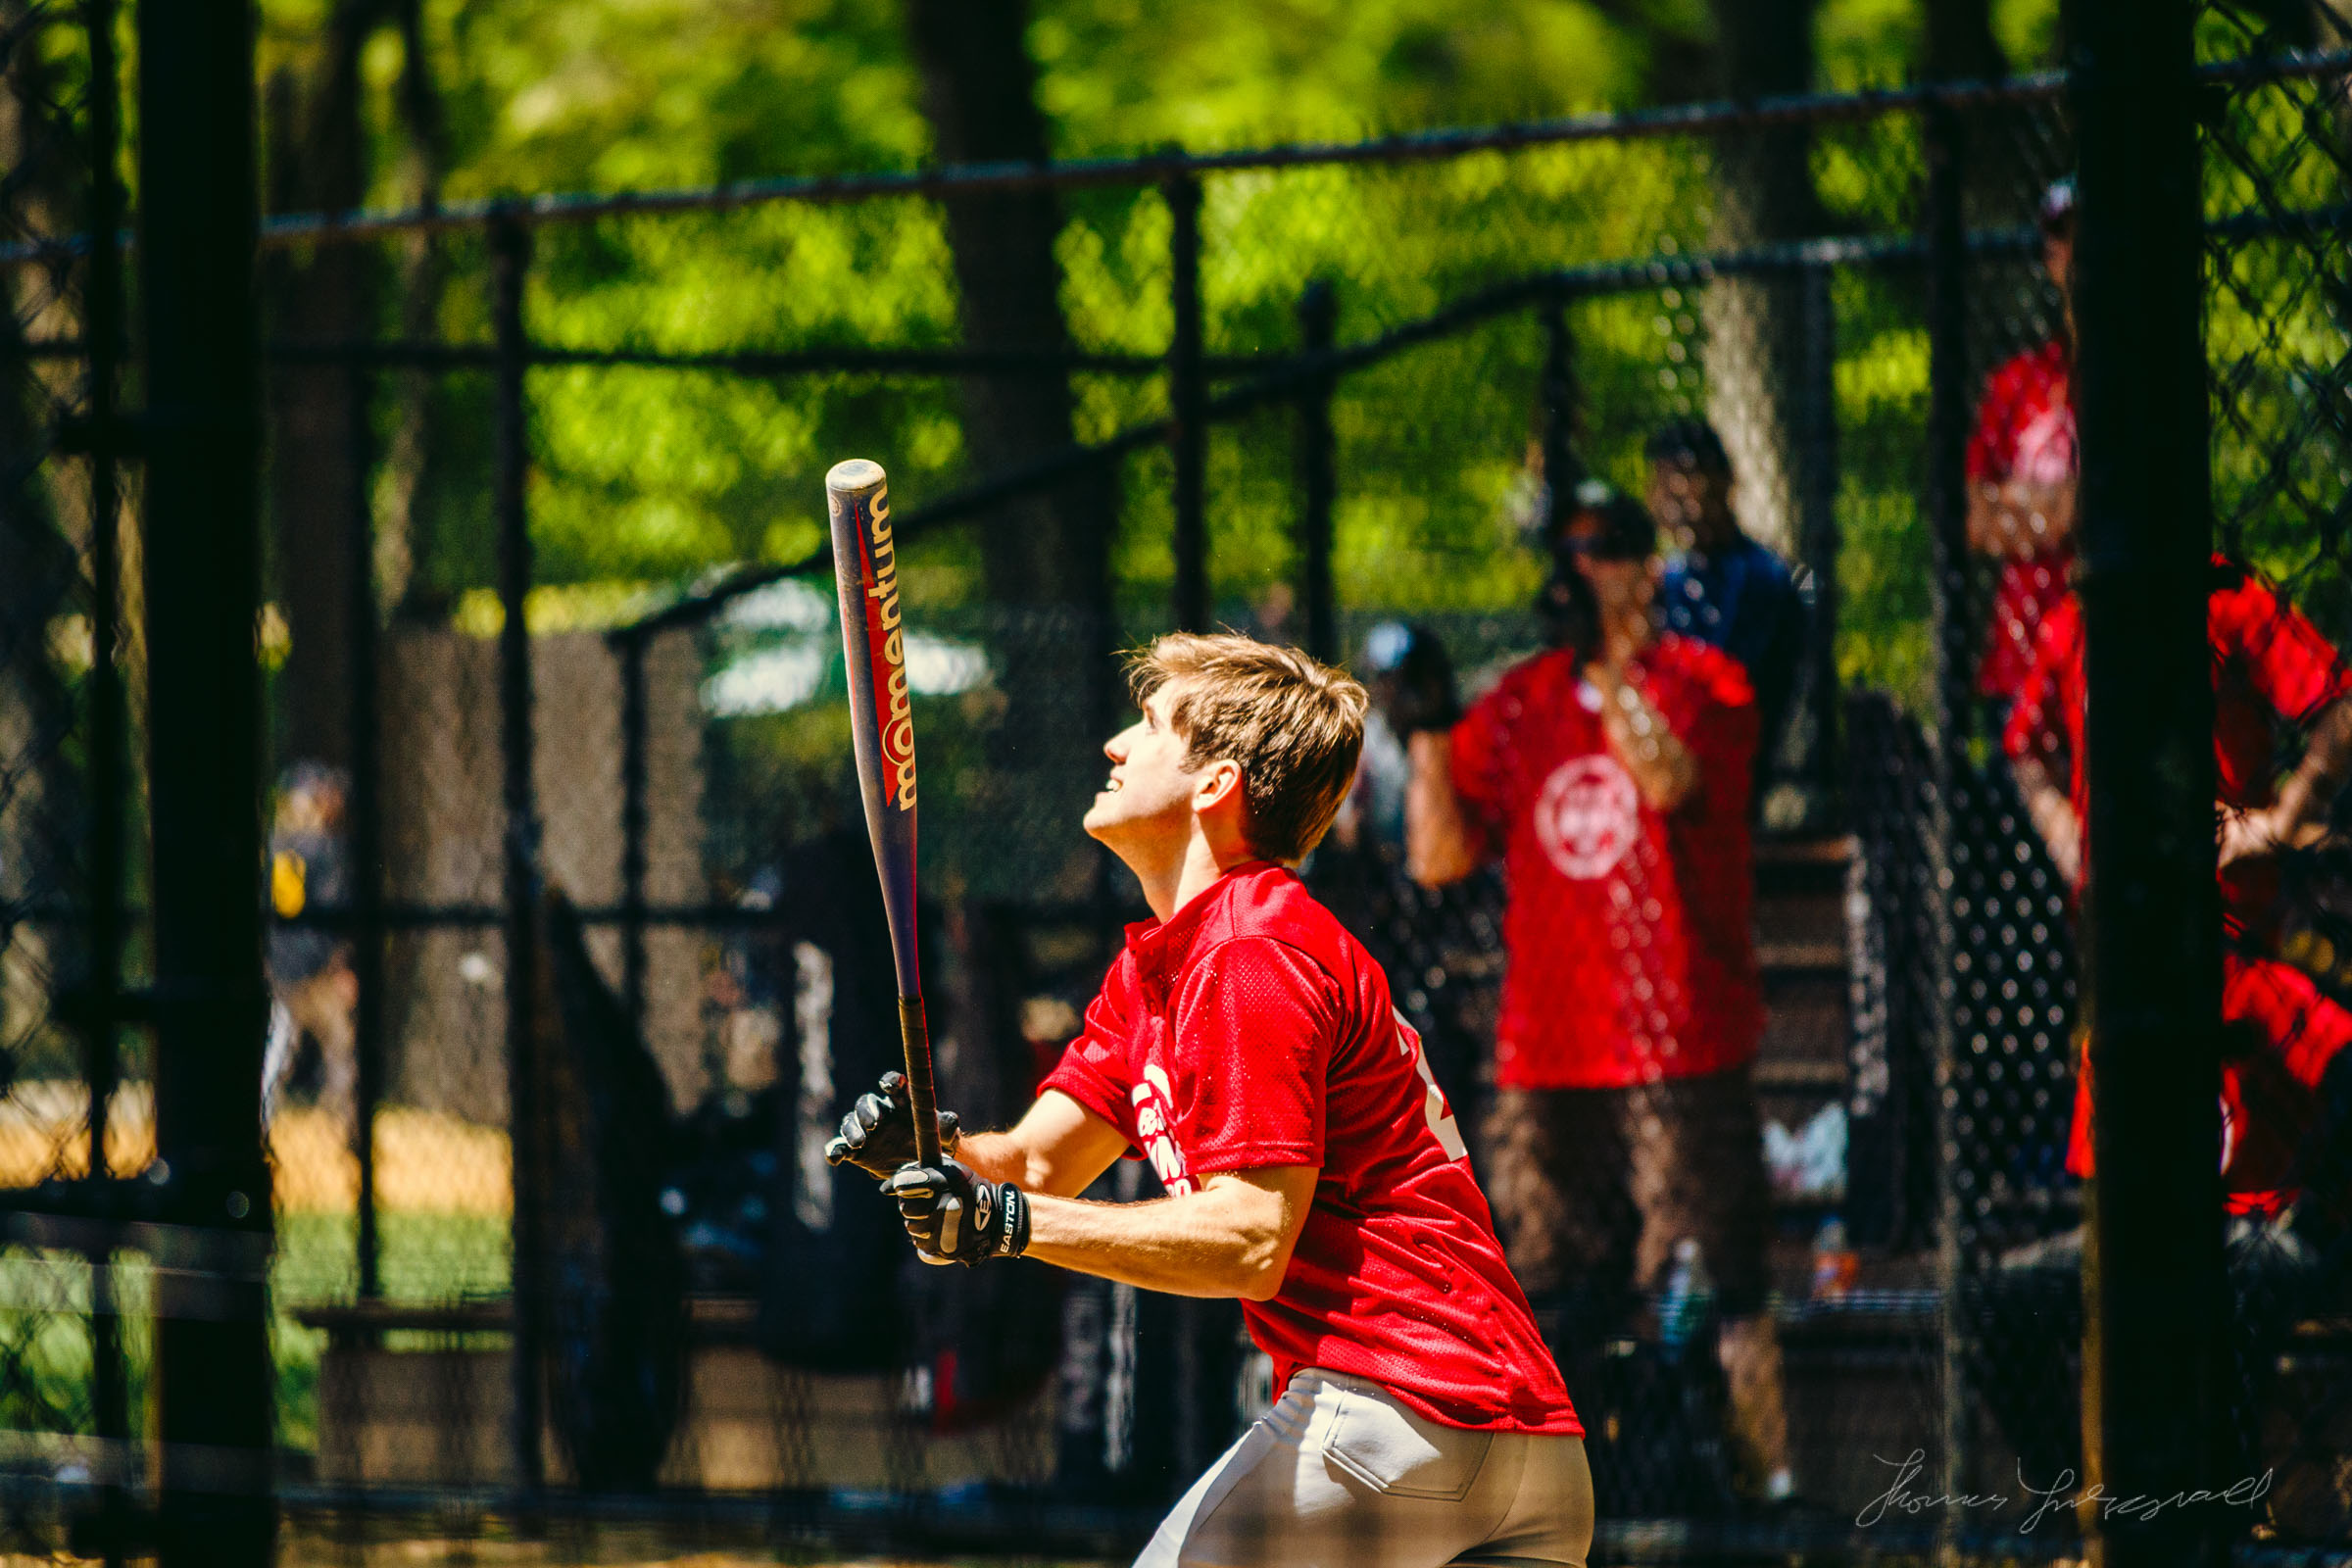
left=1658, top=1237, right=1712, bottom=1348
left=1811, top=1215, right=1859, bottom=1300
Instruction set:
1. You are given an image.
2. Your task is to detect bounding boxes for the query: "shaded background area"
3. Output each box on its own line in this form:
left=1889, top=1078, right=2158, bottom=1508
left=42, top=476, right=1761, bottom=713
left=0, top=0, right=2349, bottom=1562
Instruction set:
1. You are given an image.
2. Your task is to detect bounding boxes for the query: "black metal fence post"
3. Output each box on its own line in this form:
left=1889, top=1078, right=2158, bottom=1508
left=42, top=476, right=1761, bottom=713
left=81, top=0, right=130, bottom=1526
left=1166, top=173, right=1207, bottom=632
left=1920, top=96, right=1974, bottom=1517
left=134, top=0, right=273, bottom=1562
left=1796, top=259, right=1841, bottom=802
left=491, top=210, right=546, bottom=1503
left=1294, top=279, right=1337, bottom=664
left=619, top=631, right=649, bottom=1028
left=347, top=364, right=385, bottom=1299
left=2072, top=4, right=2226, bottom=1563
left=1540, top=300, right=1582, bottom=534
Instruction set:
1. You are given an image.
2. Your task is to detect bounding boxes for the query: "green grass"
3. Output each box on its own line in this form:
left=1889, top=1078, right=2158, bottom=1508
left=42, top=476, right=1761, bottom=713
left=0, top=1210, right=512, bottom=1455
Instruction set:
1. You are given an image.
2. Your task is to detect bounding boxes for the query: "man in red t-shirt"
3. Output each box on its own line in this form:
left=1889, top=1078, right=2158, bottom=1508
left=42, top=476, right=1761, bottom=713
left=1986, top=556, right=2352, bottom=1486
left=829, top=633, right=1592, bottom=1566
left=1969, top=179, right=2080, bottom=708
left=1401, top=488, right=1789, bottom=1505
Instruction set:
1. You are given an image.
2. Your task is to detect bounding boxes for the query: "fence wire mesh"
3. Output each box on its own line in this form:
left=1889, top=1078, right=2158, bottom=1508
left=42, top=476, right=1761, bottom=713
left=1, top=9, right=2348, bottom=1561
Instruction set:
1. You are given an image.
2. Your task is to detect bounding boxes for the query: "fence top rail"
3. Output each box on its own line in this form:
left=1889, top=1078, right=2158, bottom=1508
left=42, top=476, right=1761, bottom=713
left=251, top=51, right=2345, bottom=251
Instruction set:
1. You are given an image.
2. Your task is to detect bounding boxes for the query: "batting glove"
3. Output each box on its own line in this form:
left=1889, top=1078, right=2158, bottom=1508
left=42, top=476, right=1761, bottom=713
left=883, top=1158, right=1029, bottom=1267
left=824, top=1069, right=961, bottom=1181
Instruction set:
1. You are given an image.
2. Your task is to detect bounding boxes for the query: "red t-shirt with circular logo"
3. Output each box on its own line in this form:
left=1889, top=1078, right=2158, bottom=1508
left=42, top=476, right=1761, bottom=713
left=1041, top=864, right=1581, bottom=1436
left=1447, top=637, right=1764, bottom=1088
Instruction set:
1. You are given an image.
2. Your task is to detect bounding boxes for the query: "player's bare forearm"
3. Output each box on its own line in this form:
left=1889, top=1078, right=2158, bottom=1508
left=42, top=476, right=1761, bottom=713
left=1021, top=1166, right=1318, bottom=1301
left=1405, top=731, right=1481, bottom=886
left=1592, top=666, right=1699, bottom=811
left=955, top=1090, right=1132, bottom=1198
left=2276, top=699, right=2352, bottom=832
left=2012, top=755, right=2082, bottom=885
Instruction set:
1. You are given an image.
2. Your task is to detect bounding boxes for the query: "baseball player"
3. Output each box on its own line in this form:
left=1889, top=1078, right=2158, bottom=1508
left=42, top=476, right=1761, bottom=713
left=830, top=632, right=1592, bottom=1567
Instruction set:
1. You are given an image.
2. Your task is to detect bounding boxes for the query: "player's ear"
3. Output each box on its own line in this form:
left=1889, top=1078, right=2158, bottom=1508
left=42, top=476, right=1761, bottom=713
left=1193, top=758, right=1245, bottom=815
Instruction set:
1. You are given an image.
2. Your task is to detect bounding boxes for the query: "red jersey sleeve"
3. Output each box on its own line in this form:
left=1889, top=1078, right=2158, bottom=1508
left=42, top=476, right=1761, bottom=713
left=1165, top=937, right=1336, bottom=1175
left=1039, top=956, right=1138, bottom=1143
left=2221, top=573, right=2352, bottom=724
left=1446, top=679, right=1518, bottom=856
left=2002, top=596, right=2079, bottom=773
left=1966, top=358, right=2018, bottom=484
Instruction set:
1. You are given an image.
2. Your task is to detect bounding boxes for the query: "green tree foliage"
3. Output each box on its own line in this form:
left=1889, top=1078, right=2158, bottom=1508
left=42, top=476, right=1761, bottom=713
left=262, top=0, right=2057, bottom=690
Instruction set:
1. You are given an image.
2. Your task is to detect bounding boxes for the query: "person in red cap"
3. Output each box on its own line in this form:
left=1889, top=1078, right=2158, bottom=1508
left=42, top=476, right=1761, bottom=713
left=830, top=632, right=1592, bottom=1567
left=1970, top=179, right=2082, bottom=713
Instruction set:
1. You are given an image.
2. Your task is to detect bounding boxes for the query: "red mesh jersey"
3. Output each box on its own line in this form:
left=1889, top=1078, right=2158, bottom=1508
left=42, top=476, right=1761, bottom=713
left=2002, top=559, right=2352, bottom=1204
left=1043, top=862, right=1581, bottom=1437
left=2001, top=559, right=2352, bottom=939
left=1446, top=637, right=1764, bottom=1090
left=1968, top=338, right=2078, bottom=702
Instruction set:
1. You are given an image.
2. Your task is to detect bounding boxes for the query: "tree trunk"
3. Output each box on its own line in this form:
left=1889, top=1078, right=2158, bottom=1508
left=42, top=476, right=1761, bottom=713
left=900, top=0, right=1111, bottom=619
left=1699, top=0, right=1823, bottom=558
left=265, top=0, right=387, bottom=769
left=902, top=0, right=1117, bottom=891
left=382, top=0, right=451, bottom=620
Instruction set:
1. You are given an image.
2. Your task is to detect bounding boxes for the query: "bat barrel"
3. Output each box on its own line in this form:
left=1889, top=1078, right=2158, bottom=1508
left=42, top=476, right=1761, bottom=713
left=829, top=457, right=940, bottom=1168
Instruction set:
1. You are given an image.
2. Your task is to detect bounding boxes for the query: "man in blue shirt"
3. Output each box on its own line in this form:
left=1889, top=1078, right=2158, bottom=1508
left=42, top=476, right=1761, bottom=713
left=1644, top=419, right=1806, bottom=812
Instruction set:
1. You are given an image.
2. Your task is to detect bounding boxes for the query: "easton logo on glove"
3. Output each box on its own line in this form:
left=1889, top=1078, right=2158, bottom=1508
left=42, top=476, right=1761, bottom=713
left=883, top=1157, right=1030, bottom=1266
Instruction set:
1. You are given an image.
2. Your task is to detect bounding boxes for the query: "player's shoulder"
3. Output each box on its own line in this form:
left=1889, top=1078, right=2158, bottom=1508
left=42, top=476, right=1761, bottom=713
left=1469, top=646, right=1578, bottom=718
left=1651, top=632, right=1755, bottom=709
left=1197, top=865, right=1361, bottom=984
left=1989, top=337, right=2069, bottom=393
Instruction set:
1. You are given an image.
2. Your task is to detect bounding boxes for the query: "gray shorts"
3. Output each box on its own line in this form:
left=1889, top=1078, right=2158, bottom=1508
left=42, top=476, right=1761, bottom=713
left=1134, top=1368, right=1593, bottom=1568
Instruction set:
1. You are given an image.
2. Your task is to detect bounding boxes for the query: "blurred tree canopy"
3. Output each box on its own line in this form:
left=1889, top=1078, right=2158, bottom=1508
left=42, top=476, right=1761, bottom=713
left=249, top=0, right=2066, bottom=718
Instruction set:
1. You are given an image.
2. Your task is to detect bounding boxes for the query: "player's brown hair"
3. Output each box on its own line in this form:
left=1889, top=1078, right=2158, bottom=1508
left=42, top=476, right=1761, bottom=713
left=1127, top=632, right=1368, bottom=864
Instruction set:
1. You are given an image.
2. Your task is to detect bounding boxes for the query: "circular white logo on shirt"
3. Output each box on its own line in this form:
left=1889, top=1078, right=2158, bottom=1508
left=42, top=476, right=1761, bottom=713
left=1535, top=755, right=1642, bottom=880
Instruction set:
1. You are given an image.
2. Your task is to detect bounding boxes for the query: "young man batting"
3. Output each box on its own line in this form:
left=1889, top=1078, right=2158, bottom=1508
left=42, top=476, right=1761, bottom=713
left=829, top=632, right=1592, bottom=1568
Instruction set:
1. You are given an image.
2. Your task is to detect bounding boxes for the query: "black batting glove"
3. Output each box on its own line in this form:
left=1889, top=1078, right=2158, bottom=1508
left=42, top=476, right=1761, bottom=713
left=824, top=1069, right=961, bottom=1181
left=1383, top=626, right=1460, bottom=737
left=882, top=1158, right=1030, bottom=1267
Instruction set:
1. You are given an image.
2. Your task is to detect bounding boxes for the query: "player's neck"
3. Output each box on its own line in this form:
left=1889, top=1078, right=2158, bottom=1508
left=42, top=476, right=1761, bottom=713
left=1129, top=819, right=1256, bottom=923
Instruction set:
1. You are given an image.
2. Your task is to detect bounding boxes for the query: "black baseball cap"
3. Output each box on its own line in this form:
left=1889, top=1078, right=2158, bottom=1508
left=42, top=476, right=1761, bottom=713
left=1558, top=480, right=1657, bottom=562
left=1642, top=417, right=1731, bottom=475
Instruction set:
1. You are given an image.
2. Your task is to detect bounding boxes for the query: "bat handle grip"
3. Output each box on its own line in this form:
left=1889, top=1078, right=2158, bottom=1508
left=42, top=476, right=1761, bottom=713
left=898, top=996, right=943, bottom=1169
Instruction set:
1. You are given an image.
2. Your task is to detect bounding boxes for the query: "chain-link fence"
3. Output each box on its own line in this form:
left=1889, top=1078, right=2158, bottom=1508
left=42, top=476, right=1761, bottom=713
left=5, top=7, right=2351, bottom=1562
left=0, top=0, right=147, bottom=1552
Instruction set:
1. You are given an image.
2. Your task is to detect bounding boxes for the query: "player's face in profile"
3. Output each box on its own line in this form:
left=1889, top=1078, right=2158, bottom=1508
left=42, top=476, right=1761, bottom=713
left=1083, top=684, right=1205, bottom=851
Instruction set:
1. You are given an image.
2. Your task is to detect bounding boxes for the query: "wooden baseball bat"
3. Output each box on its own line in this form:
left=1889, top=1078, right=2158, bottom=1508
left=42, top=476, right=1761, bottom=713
left=825, top=458, right=940, bottom=1169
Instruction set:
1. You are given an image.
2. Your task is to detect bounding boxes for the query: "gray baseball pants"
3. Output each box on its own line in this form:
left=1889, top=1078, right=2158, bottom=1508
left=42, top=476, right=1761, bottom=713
left=1133, top=1367, right=1594, bottom=1568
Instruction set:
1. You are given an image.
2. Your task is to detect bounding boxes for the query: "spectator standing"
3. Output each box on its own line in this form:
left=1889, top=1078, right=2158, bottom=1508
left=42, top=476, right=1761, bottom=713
left=263, top=762, right=358, bottom=1127
left=1644, top=422, right=1807, bottom=806
left=1986, top=556, right=2352, bottom=1488
left=1402, top=487, right=1793, bottom=1505
left=1969, top=180, right=2080, bottom=711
